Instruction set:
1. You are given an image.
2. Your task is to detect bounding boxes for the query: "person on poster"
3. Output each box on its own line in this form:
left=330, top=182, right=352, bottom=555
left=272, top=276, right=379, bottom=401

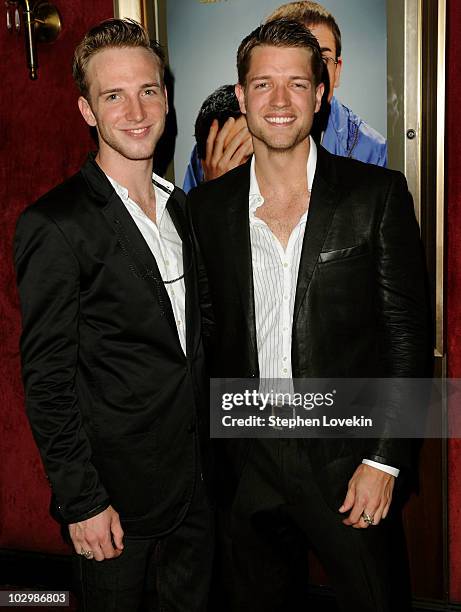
left=183, top=84, right=253, bottom=193
left=183, top=0, right=387, bottom=193
left=188, top=18, right=430, bottom=611
left=267, top=1, right=387, bottom=164
left=14, top=18, right=211, bottom=612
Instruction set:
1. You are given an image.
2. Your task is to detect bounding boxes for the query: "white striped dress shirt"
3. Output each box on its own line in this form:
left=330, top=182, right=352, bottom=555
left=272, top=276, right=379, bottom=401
left=248, top=137, right=398, bottom=478
left=249, top=137, right=316, bottom=383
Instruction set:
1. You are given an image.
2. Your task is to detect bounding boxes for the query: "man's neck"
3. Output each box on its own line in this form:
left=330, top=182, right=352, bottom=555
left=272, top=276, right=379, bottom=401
left=96, top=149, right=155, bottom=210
left=253, top=138, right=310, bottom=199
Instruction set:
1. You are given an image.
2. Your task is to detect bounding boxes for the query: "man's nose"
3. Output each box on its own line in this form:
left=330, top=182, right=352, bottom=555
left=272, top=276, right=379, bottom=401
left=125, top=96, right=145, bottom=122
left=270, top=83, right=290, bottom=107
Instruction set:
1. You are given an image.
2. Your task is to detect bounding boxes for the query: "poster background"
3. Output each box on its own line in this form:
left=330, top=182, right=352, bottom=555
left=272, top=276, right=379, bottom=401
left=166, top=0, right=387, bottom=182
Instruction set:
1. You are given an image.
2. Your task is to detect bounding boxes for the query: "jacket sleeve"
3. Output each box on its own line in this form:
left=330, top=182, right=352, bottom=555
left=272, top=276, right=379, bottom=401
left=364, top=171, right=432, bottom=471
left=14, top=207, right=110, bottom=523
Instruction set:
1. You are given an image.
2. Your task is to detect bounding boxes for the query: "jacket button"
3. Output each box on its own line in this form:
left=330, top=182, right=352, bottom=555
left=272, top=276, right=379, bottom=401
left=187, top=421, right=196, bottom=433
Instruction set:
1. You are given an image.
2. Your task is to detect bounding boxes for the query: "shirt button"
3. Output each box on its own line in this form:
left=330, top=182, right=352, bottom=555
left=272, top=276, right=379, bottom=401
left=165, top=260, right=170, bottom=266
left=283, top=356, right=287, bottom=362
left=283, top=263, right=288, bottom=268
left=177, top=320, right=182, bottom=326
left=282, top=368, right=288, bottom=374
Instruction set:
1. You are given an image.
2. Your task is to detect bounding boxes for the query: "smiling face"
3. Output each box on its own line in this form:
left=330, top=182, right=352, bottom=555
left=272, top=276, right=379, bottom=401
left=78, top=46, right=167, bottom=166
left=236, top=44, right=324, bottom=154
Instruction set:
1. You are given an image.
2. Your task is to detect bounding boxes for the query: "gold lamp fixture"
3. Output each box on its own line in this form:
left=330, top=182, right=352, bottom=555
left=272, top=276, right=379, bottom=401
left=6, top=1, right=62, bottom=80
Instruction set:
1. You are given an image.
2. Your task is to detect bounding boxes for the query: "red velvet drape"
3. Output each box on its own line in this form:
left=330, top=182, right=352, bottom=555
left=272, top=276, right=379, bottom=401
left=0, top=1, right=113, bottom=554
left=447, top=0, right=461, bottom=603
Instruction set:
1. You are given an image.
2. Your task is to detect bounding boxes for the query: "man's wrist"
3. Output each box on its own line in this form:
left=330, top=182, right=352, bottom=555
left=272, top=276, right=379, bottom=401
left=362, top=459, right=399, bottom=477
left=63, top=501, right=111, bottom=525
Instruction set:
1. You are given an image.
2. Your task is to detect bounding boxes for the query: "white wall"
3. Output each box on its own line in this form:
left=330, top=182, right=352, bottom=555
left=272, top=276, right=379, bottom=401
left=166, top=0, right=387, bottom=184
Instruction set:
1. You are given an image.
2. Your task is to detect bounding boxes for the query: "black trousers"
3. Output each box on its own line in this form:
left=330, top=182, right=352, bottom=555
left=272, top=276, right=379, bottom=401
left=226, top=439, right=411, bottom=612
left=73, top=477, right=213, bottom=612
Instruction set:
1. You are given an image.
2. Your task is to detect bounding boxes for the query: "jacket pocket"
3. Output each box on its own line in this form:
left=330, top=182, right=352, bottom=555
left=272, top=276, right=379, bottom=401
left=319, top=242, right=369, bottom=263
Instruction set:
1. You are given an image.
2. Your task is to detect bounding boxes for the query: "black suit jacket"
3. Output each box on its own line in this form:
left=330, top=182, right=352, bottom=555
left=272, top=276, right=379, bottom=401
left=188, top=146, right=431, bottom=499
left=15, top=154, right=207, bottom=537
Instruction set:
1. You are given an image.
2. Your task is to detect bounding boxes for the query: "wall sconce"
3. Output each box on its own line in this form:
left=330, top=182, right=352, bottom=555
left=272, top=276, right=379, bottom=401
left=5, top=1, right=62, bottom=80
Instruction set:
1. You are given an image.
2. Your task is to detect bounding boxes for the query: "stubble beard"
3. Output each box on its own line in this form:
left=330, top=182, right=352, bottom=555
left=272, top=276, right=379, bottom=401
left=248, top=118, right=311, bottom=154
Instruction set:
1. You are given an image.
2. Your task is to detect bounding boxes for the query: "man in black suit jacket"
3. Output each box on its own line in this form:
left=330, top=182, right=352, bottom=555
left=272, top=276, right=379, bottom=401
left=188, top=19, right=430, bottom=612
left=15, top=19, right=211, bottom=612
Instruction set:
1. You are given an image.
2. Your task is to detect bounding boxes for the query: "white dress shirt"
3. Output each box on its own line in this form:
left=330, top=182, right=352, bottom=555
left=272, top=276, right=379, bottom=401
left=107, top=172, right=187, bottom=355
left=248, top=137, right=398, bottom=478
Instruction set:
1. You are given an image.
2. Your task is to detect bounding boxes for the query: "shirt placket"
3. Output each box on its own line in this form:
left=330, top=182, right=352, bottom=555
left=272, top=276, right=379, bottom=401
left=277, top=239, right=292, bottom=379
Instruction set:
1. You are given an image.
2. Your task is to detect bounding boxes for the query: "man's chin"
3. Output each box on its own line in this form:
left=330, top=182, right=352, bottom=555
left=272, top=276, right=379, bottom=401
left=99, top=135, right=158, bottom=162
left=265, top=139, right=308, bottom=153
left=124, top=152, right=156, bottom=161
left=253, top=130, right=310, bottom=153
left=115, top=146, right=156, bottom=162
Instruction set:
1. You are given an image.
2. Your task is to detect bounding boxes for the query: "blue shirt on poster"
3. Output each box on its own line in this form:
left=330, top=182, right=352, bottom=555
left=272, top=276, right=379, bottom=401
left=322, top=96, right=387, bottom=167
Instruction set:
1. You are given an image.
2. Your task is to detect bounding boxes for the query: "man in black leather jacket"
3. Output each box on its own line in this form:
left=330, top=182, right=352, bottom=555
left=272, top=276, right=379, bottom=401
left=188, top=18, right=431, bottom=612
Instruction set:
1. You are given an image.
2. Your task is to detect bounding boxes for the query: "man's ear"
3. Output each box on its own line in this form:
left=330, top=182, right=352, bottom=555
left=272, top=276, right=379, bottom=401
left=334, top=56, right=343, bottom=89
left=78, top=96, right=97, bottom=127
left=314, top=82, right=325, bottom=113
left=235, top=83, right=246, bottom=115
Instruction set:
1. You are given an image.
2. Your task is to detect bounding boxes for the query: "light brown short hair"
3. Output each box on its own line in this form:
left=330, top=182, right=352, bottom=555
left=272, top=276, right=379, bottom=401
left=72, top=18, right=165, bottom=100
left=266, top=1, right=342, bottom=58
left=237, top=18, right=324, bottom=88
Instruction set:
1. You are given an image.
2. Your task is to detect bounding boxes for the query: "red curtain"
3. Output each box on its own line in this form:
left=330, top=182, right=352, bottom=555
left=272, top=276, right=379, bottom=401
left=0, top=0, right=113, bottom=553
left=447, top=0, right=461, bottom=602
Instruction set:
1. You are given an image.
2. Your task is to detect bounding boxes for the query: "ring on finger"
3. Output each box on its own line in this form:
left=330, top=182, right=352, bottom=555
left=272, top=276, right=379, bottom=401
left=361, top=511, right=374, bottom=526
left=80, top=548, right=94, bottom=559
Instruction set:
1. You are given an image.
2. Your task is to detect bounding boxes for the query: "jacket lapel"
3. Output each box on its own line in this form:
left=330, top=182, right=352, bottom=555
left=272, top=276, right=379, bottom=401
left=102, top=192, right=179, bottom=333
left=293, top=146, right=343, bottom=324
left=81, top=155, right=179, bottom=340
left=167, top=189, right=200, bottom=358
left=226, top=163, right=258, bottom=364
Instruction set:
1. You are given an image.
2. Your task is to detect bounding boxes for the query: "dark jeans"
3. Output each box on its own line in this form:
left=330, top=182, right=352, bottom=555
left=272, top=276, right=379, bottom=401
left=73, top=478, right=213, bottom=612
left=228, top=439, right=412, bottom=612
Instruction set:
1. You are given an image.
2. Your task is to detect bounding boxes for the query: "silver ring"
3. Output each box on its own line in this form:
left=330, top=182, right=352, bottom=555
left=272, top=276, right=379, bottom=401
left=80, top=548, right=94, bottom=559
left=361, top=511, right=374, bottom=526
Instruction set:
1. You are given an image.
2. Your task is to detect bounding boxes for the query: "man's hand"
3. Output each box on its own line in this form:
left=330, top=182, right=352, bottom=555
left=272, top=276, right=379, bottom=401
left=69, top=505, right=124, bottom=561
left=202, top=116, right=253, bottom=182
left=339, top=464, right=395, bottom=528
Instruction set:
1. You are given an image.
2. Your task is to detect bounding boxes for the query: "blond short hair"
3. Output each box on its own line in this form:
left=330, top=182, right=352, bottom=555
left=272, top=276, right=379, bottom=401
left=72, top=18, right=165, bottom=99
